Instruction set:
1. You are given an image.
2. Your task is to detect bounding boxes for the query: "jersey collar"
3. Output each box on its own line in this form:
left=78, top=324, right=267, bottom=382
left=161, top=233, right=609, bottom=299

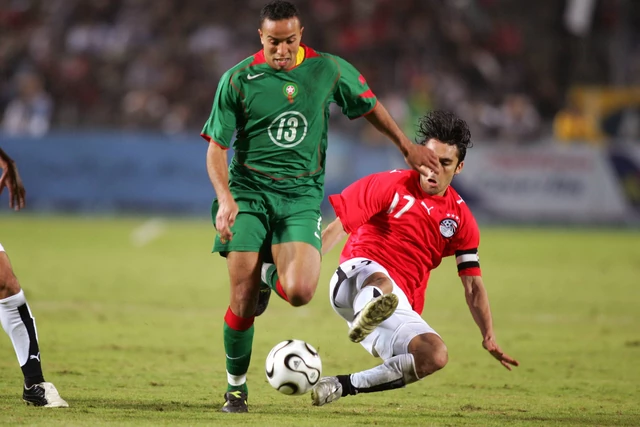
left=250, top=44, right=313, bottom=69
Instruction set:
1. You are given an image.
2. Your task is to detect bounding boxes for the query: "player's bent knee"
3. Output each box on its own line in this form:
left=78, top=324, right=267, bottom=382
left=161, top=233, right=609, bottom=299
left=409, top=334, right=449, bottom=378
left=430, top=346, right=449, bottom=371
left=414, top=346, right=448, bottom=378
left=283, top=280, right=317, bottom=307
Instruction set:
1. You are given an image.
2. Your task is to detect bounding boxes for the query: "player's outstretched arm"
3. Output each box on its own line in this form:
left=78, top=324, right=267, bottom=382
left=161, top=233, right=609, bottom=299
left=0, top=147, right=26, bottom=211
left=460, top=275, right=519, bottom=371
left=206, top=142, right=237, bottom=244
left=321, top=218, right=347, bottom=256
left=364, top=102, right=439, bottom=173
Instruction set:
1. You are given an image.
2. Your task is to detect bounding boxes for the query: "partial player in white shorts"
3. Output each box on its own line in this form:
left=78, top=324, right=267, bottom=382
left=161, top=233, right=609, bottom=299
left=0, top=242, right=69, bottom=407
left=329, top=257, right=439, bottom=361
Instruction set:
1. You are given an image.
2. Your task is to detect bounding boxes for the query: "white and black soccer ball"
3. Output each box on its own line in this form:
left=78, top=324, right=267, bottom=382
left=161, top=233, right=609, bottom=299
left=265, top=339, right=322, bottom=395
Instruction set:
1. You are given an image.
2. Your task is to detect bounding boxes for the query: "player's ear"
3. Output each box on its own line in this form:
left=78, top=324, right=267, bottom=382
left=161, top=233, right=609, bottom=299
left=300, top=26, right=304, bottom=37
left=258, top=28, right=264, bottom=45
left=454, top=160, right=464, bottom=175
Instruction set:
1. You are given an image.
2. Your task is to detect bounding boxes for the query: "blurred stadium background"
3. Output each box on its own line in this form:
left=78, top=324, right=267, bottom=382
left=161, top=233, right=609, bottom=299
left=1, top=1, right=640, bottom=425
left=1, top=0, right=639, bottom=223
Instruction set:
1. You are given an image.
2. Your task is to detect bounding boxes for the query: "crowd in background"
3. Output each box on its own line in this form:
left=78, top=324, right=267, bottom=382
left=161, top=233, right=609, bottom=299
left=1, top=0, right=638, bottom=143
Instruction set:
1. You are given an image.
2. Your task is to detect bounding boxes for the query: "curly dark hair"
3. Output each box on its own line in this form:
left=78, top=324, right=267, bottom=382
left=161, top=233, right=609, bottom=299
left=260, top=1, right=300, bottom=25
left=416, top=110, right=472, bottom=163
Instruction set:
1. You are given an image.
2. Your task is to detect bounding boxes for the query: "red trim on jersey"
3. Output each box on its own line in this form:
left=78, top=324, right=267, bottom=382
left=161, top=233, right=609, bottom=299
left=200, top=133, right=230, bottom=150
left=358, top=74, right=366, bottom=85
left=303, top=44, right=321, bottom=59
left=249, top=50, right=266, bottom=66
left=224, top=307, right=254, bottom=331
left=351, top=99, right=379, bottom=120
left=359, top=88, right=376, bottom=99
left=250, top=44, right=319, bottom=69
left=459, top=267, right=482, bottom=277
left=285, top=44, right=311, bottom=71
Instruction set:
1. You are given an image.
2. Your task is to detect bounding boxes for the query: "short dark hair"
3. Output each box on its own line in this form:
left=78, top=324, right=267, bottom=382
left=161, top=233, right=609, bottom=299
left=416, top=111, right=472, bottom=163
left=260, top=1, right=300, bottom=25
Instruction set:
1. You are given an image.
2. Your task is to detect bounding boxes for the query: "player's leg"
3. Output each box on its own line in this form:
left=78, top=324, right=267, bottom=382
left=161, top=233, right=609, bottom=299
left=312, top=330, right=446, bottom=406
left=221, top=250, right=261, bottom=413
left=337, top=331, right=446, bottom=395
left=212, top=196, right=269, bottom=413
left=313, top=263, right=443, bottom=406
left=260, top=204, right=322, bottom=307
left=328, top=258, right=399, bottom=342
left=0, top=245, right=68, bottom=407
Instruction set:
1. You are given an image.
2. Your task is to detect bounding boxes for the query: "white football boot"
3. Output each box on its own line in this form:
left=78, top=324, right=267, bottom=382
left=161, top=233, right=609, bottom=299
left=311, top=377, right=342, bottom=406
left=23, top=382, right=69, bottom=408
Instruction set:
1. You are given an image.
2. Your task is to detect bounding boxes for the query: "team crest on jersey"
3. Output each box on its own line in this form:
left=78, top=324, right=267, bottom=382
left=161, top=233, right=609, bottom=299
left=283, top=82, right=299, bottom=102
left=439, top=218, right=458, bottom=238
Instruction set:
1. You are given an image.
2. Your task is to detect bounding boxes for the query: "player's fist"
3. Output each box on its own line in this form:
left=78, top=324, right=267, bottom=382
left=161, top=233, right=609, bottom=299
left=404, top=144, right=440, bottom=175
left=215, top=195, right=239, bottom=244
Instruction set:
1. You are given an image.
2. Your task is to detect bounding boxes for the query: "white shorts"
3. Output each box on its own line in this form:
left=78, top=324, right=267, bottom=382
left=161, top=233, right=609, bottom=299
left=0, top=243, right=4, bottom=252
left=329, top=257, right=439, bottom=361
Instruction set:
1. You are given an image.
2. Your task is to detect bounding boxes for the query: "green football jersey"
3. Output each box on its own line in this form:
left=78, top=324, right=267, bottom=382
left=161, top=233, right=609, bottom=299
left=201, top=44, right=377, bottom=199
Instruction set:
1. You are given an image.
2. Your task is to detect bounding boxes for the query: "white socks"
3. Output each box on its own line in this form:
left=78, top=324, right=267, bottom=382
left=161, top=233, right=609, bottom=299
left=261, top=263, right=274, bottom=284
left=0, top=290, right=36, bottom=366
left=227, top=372, right=247, bottom=387
left=350, top=353, right=419, bottom=392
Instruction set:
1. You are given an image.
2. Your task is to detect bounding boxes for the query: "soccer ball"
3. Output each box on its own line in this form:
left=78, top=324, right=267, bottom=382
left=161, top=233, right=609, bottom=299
left=265, top=339, right=322, bottom=395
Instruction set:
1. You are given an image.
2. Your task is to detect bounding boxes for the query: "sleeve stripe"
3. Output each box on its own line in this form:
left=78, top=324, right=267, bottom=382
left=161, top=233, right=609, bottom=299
left=359, top=88, right=375, bottom=99
left=200, top=133, right=230, bottom=150
left=455, top=248, right=478, bottom=256
left=456, top=253, right=479, bottom=264
left=457, top=261, right=480, bottom=271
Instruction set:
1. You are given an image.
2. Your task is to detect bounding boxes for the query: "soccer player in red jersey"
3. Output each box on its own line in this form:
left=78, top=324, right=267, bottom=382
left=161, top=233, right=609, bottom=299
left=312, top=111, right=519, bottom=406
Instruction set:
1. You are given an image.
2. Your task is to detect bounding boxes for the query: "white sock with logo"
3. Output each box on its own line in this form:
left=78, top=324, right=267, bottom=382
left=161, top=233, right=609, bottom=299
left=0, top=290, right=44, bottom=386
left=0, top=290, right=38, bottom=366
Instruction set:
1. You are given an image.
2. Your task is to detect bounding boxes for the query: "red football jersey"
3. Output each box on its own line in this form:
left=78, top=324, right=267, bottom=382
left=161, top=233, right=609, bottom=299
left=329, top=169, right=481, bottom=314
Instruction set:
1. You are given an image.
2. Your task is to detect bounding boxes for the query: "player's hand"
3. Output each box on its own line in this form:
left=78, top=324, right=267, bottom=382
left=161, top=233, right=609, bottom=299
left=0, top=156, right=26, bottom=211
left=482, top=337, right=519, bottom=371
left=404, top=143, right=440, bottom=174
left=215, top=194, right=239, bottom=244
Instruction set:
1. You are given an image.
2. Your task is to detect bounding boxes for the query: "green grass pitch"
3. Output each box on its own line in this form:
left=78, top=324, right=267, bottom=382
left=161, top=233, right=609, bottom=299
left=0, top=215, right=638, bottom=426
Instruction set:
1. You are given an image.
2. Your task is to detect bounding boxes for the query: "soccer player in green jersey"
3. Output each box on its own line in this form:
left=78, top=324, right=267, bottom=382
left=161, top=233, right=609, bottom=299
left=201, top=0, right=439, bottom=413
